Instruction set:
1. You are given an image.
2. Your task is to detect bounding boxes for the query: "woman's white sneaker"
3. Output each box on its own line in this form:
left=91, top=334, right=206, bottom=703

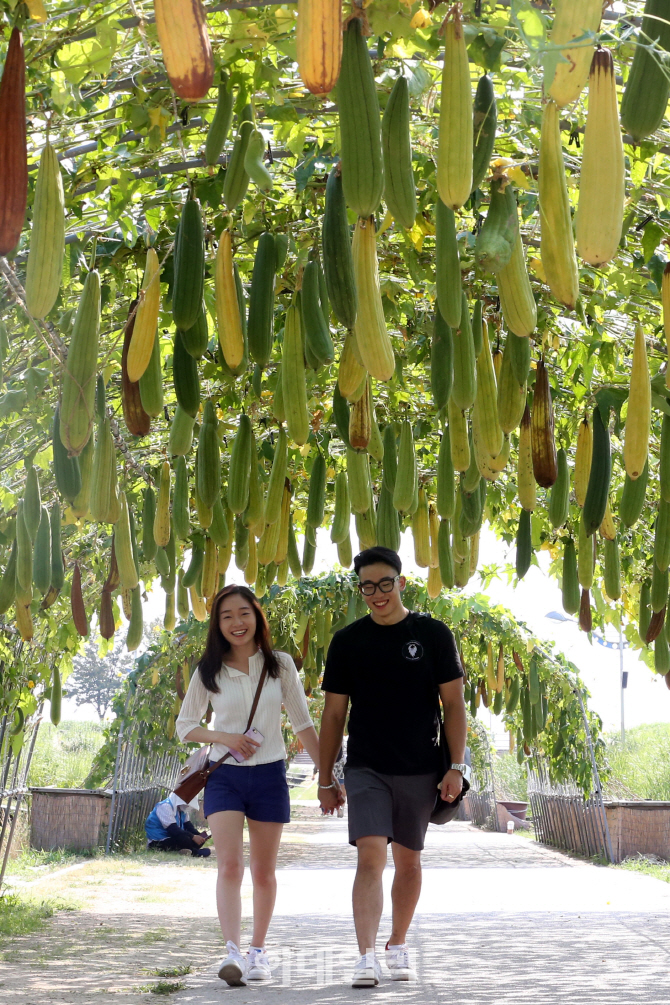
left=351, top=952, right=382, bottom=987
left=385, top=944, right=417, bottom=981
left=246, top=946, right=272, bottom=980
left=218, top=940, right=247, bottom=986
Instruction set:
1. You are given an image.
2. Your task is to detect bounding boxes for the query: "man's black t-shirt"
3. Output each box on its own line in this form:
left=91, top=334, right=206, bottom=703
left=321, top=610, right=464, bottom=776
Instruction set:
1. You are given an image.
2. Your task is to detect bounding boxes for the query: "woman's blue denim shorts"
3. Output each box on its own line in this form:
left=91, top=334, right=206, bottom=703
left=203, top=759, right=290, bottom=823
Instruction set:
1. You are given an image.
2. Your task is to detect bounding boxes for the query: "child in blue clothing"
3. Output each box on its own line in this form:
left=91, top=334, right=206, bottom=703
left=145, top=790, right=211, bottom=857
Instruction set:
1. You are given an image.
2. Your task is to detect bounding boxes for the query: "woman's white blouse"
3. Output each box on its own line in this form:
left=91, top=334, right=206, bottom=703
left=175, top=650, right=313, bottom=764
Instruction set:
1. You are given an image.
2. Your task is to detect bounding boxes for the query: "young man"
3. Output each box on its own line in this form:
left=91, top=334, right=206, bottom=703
left=319, top=546, right=467, bottom=987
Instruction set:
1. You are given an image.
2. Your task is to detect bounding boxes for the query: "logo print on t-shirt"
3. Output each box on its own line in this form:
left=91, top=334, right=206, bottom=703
left=403, top=640, right=424, bottom=661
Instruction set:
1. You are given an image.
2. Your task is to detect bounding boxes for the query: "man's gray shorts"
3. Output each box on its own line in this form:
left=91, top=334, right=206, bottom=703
left=343, top=766, right=440, bottom=851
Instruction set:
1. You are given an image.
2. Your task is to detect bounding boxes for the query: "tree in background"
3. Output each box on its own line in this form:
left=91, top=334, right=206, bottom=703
left=67, top=620, right=162, bottom=721
left=65, top=644, right=129, bottom=722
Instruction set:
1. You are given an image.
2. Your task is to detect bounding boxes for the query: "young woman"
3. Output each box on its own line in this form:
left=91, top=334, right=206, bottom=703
left=176, top=584, right=319, bottom=987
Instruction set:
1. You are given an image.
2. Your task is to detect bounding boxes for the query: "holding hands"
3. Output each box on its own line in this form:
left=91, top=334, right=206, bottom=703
left=318, top=778, right=346, bottom=815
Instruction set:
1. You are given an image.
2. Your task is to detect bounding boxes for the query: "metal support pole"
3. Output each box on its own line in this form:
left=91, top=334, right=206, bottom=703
left=481, top=728, right=499, bottom=832
left=0, top=712, right=9, bottom=767
left=105, top=717, right=126, bottom=855
left=574, top=685, right=614, bottom=863
left=619, top=622, right=625, bottom=746
left=0, top=708, right=43, bottom=890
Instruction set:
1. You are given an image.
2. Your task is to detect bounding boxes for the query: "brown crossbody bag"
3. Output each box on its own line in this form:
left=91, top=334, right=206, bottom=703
left=173, top=665, right=268, bottom=803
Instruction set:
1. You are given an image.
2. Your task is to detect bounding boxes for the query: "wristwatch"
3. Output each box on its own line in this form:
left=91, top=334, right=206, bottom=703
left=450, top=762, right=471, bottom=784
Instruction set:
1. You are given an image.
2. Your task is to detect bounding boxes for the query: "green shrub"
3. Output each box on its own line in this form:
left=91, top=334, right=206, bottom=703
left=604, top=723, right=670, bottom=800
left=28, top=721, right=104, bottom=789
left=492, top=751, right=529, bottom=802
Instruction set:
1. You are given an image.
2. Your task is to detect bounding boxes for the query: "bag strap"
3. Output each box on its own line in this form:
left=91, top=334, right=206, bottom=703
left=207, top=662, right=269, bottom=774
left=244, top=663, right=269, bottom=730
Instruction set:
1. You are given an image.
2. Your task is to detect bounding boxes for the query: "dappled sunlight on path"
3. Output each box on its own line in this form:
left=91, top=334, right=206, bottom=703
left=1, top=814, right=669, bottom=1004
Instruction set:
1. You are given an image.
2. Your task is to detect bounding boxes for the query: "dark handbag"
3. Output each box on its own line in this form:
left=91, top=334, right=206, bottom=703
left=429, top=715, right=471, bottom=825
left=173, top=665, right=268, bottom=803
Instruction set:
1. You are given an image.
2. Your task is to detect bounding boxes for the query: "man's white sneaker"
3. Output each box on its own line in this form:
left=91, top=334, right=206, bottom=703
left=351, top=952, right=382, bottom=987
left=217, top=941, right=247, bottom=986
left=385, top=944, right=417, bottom=981
left=246, top=946, right=272, bottom=981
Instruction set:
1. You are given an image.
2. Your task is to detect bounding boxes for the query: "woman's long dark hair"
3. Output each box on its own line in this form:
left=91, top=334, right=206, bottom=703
left=198, top=584, right=280, bottom=692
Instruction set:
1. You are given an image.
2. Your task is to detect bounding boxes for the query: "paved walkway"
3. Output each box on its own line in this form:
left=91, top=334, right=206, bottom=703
left=177, top=815, right=670, bottom=1005
left=3, top=813, right=670, bottom=1004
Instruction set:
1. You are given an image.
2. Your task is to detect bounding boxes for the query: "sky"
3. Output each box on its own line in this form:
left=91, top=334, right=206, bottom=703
left=61, top=518, right=670, bottom=740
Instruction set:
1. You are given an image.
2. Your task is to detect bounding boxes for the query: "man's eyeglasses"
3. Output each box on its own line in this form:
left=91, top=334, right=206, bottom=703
left=358, top=576, right=400, bottom=596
